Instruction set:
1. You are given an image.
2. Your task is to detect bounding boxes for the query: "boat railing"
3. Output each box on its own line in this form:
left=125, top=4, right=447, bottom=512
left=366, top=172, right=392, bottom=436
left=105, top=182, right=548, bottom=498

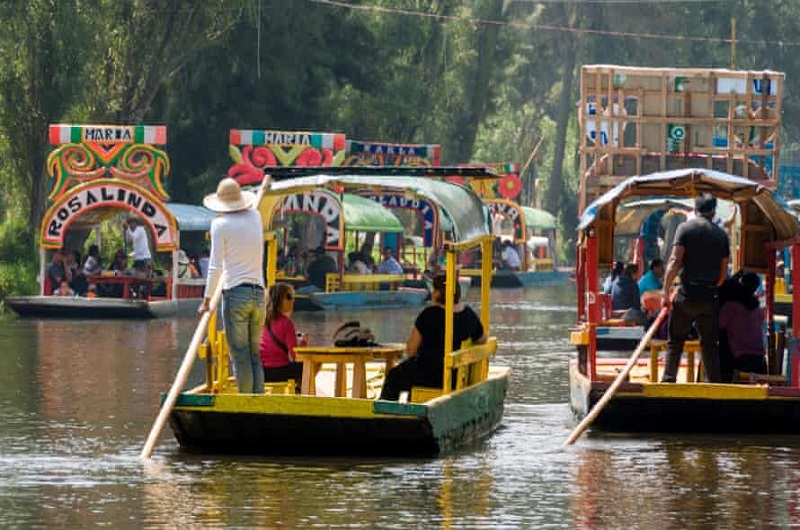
left=410, top=337, right=498, bottom=403
left=324, top=272, right=406, bottom=293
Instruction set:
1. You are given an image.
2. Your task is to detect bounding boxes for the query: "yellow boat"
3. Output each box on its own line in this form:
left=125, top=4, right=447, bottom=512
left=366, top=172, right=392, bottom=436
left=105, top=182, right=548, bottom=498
left=157, top=168, right=510, bottom=456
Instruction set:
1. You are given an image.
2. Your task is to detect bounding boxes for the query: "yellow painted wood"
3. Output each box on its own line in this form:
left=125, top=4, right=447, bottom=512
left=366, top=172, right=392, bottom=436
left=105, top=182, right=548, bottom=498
left=177, top=393, right=410, bottom=419
left=570, top=328, right=589, bottom=346
left=637, top=383, right=768, bottom=400
left=410, top=387, right=443, bottom=403
left=266, top=233, right=277, bottom=288
left=451, top=338, right=497, bottom=368
left=443, top=248, right=456, bottom=393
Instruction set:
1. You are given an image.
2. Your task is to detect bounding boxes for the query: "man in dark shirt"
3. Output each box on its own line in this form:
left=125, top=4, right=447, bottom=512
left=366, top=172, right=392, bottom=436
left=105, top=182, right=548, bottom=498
left=306, top=247, right=338, bottom=290
left=661, top=193, right=730, bottom=383
left=611, top=263, right=641, bottom=311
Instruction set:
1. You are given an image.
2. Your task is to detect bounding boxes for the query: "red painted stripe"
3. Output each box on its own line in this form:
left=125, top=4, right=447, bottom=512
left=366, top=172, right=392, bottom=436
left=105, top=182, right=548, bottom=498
left=230, top=130, right=241, bottom=145
left=48, top=125, right=61, bottom=145
left=154, top=126, right=167, bottom=144
left=333, top=133, right=346, bottom=151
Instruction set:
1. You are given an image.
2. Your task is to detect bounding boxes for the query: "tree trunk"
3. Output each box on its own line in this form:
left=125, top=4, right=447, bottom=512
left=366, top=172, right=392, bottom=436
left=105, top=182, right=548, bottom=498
left=449, top=0, right=504, bottom=162
left=545, top=25, right=578, bottom=214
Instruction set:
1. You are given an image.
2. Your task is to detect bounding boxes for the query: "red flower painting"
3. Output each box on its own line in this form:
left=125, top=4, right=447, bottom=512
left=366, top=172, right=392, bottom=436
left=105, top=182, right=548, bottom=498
left=498, top=173, right=522, bottom=199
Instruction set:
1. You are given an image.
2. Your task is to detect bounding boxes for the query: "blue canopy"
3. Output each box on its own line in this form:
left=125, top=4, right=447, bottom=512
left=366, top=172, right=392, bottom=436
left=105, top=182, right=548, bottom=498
left=166, top=203, right=217, bottom=232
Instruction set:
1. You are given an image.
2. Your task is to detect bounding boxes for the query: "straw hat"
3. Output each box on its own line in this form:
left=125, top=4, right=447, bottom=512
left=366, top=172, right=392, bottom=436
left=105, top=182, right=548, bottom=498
left=203, top=178, right=255, bottom=213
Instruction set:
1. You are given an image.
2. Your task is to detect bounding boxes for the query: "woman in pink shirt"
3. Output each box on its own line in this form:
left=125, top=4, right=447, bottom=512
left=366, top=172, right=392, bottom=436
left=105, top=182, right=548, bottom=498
left=260, top=283, right=308, bottom=392
left=719, top=271, right=766, bottom=380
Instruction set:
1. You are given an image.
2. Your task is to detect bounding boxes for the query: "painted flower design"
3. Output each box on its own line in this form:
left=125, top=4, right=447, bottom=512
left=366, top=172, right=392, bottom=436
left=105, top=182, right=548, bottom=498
left=498, top=173, right=522, bottom=199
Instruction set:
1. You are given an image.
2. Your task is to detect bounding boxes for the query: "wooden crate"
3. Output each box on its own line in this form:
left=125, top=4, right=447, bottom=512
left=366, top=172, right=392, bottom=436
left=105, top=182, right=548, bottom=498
left=578, top=65, right=785, bottom=212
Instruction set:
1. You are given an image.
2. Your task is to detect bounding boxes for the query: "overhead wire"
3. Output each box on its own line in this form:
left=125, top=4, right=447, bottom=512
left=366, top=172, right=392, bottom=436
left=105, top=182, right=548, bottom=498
left=309, top=0, right=800, bottom=48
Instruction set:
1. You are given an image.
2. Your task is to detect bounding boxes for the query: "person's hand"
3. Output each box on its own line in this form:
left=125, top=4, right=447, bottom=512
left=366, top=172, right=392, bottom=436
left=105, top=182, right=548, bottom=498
left=197, top=298, right=210, bottom=316
left=661, top=289, right=672, bottom=311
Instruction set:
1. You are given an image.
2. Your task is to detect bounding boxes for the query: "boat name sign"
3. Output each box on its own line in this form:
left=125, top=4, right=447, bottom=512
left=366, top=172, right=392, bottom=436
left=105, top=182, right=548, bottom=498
left=41, top=181, right=177, bottom=250
left=280, top=191, right=343, bottom=249
left=365, top=193, right=435, bottom=246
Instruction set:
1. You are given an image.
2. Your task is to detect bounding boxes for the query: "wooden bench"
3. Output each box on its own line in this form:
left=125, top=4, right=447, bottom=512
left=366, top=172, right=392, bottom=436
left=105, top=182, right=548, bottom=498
left=409, top=337, right=498, bottom=403
left=648, top=339, right=702, bottom=383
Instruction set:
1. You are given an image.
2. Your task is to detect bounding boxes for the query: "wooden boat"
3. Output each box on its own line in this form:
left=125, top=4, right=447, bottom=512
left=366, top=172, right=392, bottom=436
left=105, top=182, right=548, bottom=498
left=462, top=198, right=568, bottom=288
left=569, top=168, right=800, bottom=434
left=7, top=124, right=209, bottom=319
left=165, top=168, right=509, bottom=456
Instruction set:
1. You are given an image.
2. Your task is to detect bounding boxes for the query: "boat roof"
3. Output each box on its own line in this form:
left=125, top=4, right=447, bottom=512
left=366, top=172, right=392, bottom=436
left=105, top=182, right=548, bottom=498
left=521, top=206, right=557, bottom=231
left=578, top=169, right=800, bottom=269
left=341, top=194, right=404, bottom=233
left=62, top=202, right=212, bottom=232
left=263, top=174, right=490, bottom=243
left=165, top=203, right=217, bottom=232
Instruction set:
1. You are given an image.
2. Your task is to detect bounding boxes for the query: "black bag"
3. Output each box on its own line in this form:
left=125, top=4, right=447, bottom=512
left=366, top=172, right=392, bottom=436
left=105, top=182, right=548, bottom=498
left=332, top=321, right=378, bottom=347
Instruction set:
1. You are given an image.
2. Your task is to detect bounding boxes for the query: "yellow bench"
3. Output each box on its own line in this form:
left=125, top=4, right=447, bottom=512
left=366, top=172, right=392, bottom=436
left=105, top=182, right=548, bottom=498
left=648, top=339, right=702, bottom=383
left=409, top=337, right=498, bottom=403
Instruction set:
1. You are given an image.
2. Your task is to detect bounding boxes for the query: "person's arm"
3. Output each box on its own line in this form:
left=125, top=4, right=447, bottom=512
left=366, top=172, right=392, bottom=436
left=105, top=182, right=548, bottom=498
left=718, top=256, right=729, bottom=287
left=661, top=244, right=684, bottom=308
left=199, top=221, right=223, bottom=314
left=406, top=326, right=422, bottom=358
left=472, top=310, right=488, bottom=344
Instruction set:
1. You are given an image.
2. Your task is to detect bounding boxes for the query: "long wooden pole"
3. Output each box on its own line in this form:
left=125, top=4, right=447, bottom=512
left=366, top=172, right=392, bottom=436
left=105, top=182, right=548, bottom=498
left=563, top=307, right=669, bottom=446
left=140, top=175, right=271, bottom=460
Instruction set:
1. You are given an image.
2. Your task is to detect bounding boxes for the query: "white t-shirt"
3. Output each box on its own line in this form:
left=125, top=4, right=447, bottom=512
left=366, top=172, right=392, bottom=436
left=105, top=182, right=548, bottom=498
left=126, top=225, right=152, bottom=260
left=206, top=209, right=264, bottom=295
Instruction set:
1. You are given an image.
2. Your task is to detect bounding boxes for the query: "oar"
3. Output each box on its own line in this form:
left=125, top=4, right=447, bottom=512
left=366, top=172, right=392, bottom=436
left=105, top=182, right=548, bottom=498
left=140, top=175, right=271, bottom=460
left=563, top=306, right=669, bottom=446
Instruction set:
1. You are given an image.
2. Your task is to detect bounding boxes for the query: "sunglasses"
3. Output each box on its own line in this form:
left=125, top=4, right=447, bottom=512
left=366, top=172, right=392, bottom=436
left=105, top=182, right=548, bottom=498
left=285, top=293, right=294, bottom=300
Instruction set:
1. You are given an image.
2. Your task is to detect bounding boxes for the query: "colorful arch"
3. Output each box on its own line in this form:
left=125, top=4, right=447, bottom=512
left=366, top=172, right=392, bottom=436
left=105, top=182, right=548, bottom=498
left=40, top=180, right=178, bottom=251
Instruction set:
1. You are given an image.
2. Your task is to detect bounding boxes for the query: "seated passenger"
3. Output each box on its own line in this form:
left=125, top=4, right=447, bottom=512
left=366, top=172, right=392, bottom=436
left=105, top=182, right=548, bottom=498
left=86, top=283, right=98, bottom=299
left=376, top=246, right=404, bottom=275
left=348, top=251, right=372, bottom=274
left=719, top=271, right=766, bottom=381
left=602, top=261, right=624, bottom=294
left=260, top=283, right=307, bottom=392
left=82, top=245, right=103, bottom=276
left=379, top=274, right=487, bottom=401
left=52, top=279, right=75, bottom=297
left=177, top=250, right=199, bottom=279
left=611, top=263, right=641, bottom=311
left=638, top=258, right=664, bottom=294
left=500, top=240, right=521, bottom=271
left=298, top=247, right=338, bottom=293
left=109, top=250, right=128, bottom=272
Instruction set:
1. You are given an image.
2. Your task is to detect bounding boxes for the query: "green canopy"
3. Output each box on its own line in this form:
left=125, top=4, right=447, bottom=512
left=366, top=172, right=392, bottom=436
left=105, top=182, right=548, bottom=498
left=342, top=193, right=403, bottom=233
left=521, top=206, right=557, bottom=231
left=266, top=174, right=489, bottom=243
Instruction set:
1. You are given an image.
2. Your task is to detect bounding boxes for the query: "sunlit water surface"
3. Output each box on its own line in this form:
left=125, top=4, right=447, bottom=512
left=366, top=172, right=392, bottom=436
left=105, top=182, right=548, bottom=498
left=2, top=286, right=800, bottom=528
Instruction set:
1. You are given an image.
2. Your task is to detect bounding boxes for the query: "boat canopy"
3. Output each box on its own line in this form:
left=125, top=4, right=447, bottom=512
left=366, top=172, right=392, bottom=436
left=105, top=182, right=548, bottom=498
left=263, top=174, right=489, bottom=243
left=578, top=169, right=800, bottom=271
left=521, top=206, right=557, bottom=231
left=341, top=193, right=404, bottom=233
left=166, top=203, right=217, bottom=232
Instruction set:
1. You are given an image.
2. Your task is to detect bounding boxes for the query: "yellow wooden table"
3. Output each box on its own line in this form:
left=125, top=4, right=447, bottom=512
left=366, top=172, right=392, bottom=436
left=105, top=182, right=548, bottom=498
left=294, top=343, right=405, bottom=398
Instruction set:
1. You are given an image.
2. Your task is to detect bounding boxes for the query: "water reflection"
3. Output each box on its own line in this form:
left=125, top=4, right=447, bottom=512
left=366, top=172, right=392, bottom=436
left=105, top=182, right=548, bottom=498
left=3, top=287, right=800, bottom=527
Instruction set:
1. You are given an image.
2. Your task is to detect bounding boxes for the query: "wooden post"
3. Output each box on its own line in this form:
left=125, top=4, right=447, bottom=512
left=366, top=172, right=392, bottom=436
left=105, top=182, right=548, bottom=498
left=586, top=230, right=599, bottom=380
left=442, top=244, right=456, bottom=393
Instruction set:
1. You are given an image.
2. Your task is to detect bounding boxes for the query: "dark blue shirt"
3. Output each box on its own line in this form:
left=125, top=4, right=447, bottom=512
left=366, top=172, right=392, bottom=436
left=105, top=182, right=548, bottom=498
left=611, top=275, right=641, bottom=311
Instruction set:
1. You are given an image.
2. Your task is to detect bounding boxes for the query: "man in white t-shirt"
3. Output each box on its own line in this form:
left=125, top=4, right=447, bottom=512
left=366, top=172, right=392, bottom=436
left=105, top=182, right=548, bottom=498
left=198, top=178, right=266, bottom=394
left=123, top=217, right=152, bottom=271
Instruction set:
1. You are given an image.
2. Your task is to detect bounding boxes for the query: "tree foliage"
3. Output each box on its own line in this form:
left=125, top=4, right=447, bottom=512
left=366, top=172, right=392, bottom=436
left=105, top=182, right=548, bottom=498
left=2, top=0, right=800, bottom=264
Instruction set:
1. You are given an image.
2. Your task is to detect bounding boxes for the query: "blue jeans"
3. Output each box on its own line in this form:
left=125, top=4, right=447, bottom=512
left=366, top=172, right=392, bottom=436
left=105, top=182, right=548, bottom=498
left=222, top=284, right=266, bottom=394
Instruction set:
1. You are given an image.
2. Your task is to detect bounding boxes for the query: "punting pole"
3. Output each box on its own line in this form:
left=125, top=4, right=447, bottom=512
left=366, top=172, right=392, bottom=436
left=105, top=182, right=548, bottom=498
left=140, top=175, right=271, bottom=460
left=563, top=307, right=669, bottom=446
